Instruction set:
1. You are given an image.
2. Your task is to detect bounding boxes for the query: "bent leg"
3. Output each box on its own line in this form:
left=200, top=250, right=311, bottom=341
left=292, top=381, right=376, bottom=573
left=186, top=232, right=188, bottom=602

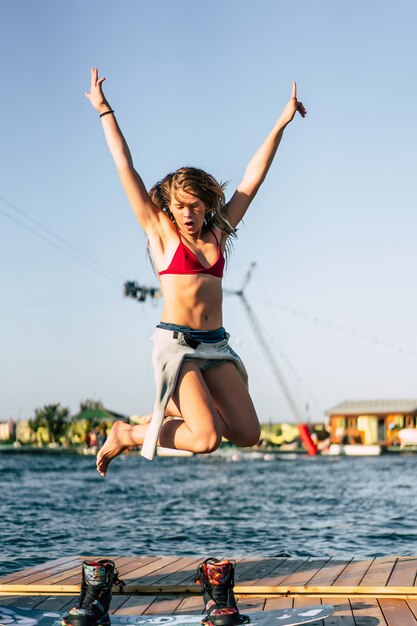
left=96, top=361, right=223, bottom=476
left=158, top=361, right=223, bottom=453
left=202, top=362, right=261, bottom=447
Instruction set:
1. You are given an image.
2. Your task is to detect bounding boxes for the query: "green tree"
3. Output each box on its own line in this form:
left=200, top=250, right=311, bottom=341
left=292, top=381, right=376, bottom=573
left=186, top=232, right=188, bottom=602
left=68, top=399, right=109, bottom=445
left=79, top=398, right=104, bottom=412
left=29, top=403, right=70, bottom=444
left=78, top=398, right=106, bottom=437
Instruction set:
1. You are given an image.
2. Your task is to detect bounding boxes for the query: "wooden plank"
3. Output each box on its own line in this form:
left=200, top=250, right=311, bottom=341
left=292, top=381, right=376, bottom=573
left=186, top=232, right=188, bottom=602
left=52, top=556, right=159, bottom=586
left=4, top=582, right=417, bottom=597
left=52, top=556, right=139, bottom=584
left=111, top=556, right=161, bottom=577
left=133, top=556, right=266, bottom=593
left=332, top=558, right=374, bottom=587
left=307, top=560, right=352, bottom=587
left=360, top=557, right=397, bottom=587
left=108, top=594, right=135, bottom=614
left=252, top=559, right=306, bottom=586
left=1, top=556, right=139, bottom=586
left=278, top=559, right=330, bottom=586
left=159, top=555, right=250, bottom=586
left=34, top=596, right=79, bottom=611
left=6, top=591, right=417, bottom=625
left=0, top=596, right=47, bottom=609
left=235, top=558, right=288, bottom=585
left=264, top=597, right=293, bottom=610
left=123, top=583, right=417, bottom=596
left=321, top=596, right=355, bottom=625
left=350, top=597, right=388, bottom=625
left=0, top=557, right=77, bottom=583
left=294, top=597, right=321, bottom=606
left=0, top=594, right=134, bottom=613
left=112, top=555, right=163, bottom=584
left=173, top=555, right=249, bottom=586
left=174, top=595, right=204, bottom=615
left=143, top=595, right=184, bottom=615
left=113, top=556, right=167, bottom=579
left=58, top=556, right=161, bottom=585
left=379, top=598, right=417, bottom=625
left=121, top=557, right=181, bottom=585
left=4, top=555, right=128, bottom=586
left=5, top=556, right=417, bottom=587
left=236, top=597, right=266, bottom=612
left=144, top=556, right=203, bottom=585
left=4, top=555, right=417, bottom=600
left=6, top=558, right=85, bottom=585
left=111, top=595, right=158, bottom=615
left=388, top=558, right=417, bottom=587
left=408, top=599, right=417, bottom=620
left=0, top=584, right=77, bottom=595
left=0, top=596, right=27, bottom=606
left=235, top=558, right=273, bottom=581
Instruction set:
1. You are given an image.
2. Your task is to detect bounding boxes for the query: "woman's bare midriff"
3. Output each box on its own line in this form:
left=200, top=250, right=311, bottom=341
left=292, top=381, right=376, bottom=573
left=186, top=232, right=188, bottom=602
left=159, top=274, right=223, bottom=329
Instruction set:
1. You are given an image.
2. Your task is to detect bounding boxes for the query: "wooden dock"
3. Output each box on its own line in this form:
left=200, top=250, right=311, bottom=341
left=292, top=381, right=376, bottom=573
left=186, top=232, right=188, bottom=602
left=2, top=555, right=417, bottom=625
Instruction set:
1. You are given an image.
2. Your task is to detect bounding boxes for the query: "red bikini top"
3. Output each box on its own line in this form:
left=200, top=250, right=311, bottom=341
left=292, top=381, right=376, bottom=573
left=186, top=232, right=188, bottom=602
left=159, top=230, right=225, bottom=278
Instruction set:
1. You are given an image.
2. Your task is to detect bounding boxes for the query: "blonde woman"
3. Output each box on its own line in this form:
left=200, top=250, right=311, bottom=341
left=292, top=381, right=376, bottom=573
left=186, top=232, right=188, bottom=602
left=85, top=68, right=306, bottom=475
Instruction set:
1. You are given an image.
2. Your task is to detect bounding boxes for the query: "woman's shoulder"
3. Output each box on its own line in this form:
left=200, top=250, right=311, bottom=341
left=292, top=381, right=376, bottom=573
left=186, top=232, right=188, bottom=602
left=209, top=226, right=228, bottom=250
left=148, top=212, right=179, bottom=242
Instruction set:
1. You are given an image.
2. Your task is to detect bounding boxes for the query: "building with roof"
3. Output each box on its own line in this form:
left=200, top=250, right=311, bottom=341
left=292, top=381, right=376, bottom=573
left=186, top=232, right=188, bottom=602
left=326, top=399, right=417, bottom=446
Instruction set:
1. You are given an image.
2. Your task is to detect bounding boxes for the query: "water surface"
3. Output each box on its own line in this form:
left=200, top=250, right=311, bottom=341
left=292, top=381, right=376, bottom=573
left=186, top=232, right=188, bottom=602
left=1, top=451, right=417, bottom=576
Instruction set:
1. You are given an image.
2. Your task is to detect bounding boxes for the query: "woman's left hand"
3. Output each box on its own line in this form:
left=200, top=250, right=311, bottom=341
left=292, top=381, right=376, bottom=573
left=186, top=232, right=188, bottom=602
left=280, top=81, right=307, bottom=126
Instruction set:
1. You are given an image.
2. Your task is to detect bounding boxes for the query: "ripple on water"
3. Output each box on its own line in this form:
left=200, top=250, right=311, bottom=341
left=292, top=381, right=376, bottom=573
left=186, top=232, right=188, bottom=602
left=2, top=453, right=417, bottom=575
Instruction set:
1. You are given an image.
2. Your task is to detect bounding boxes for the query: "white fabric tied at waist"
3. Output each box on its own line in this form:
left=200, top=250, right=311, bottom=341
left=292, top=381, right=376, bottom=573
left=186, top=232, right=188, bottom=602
left=140, top=327, right=248, bottom=460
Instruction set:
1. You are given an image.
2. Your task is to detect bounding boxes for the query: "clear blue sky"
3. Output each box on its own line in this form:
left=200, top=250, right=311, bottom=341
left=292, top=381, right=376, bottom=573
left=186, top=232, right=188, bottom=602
left=1, top=0, right=416, bottom=424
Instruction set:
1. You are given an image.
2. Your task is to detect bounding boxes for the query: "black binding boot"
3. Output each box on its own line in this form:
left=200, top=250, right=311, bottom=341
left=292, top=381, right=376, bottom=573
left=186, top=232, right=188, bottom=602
left=62, top=560, right=123, bottom=626
left=195, top=558, right=247, bottom=626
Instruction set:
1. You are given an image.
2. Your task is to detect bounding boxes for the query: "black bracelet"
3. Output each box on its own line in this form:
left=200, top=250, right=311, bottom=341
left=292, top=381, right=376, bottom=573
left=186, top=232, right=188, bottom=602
left=99, top=109, right=114, bottom=118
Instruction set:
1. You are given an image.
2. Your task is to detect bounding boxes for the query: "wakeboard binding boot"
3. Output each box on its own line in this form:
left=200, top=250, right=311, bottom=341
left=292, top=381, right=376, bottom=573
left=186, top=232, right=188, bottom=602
left=62, top=559, right=124, bottom=626
left=195, top=558, right=248, bottom=626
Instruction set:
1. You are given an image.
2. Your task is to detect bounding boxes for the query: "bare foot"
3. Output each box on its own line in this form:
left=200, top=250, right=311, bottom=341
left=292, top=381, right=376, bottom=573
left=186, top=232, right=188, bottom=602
left=96, top=421, right=132, bottom=477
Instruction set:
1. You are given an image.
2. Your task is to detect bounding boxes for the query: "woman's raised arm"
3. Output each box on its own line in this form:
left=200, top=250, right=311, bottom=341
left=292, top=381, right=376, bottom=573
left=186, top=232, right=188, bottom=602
left=224, top=82, right=307, bottom=229
left=85, top=68, right=161, bottom=233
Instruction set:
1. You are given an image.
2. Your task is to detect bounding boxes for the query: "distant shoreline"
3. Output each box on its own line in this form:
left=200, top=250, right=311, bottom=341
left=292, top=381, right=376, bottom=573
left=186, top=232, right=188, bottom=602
left=0, top=444, right=89, bottom=455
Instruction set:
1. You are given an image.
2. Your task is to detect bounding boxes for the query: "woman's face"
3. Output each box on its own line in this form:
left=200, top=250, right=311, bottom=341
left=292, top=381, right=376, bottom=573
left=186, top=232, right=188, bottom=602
left=169, top=188, right=208, bottom=236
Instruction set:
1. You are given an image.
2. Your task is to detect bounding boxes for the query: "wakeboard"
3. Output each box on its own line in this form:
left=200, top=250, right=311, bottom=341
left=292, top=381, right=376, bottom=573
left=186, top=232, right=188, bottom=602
left=0, top=605, right=334, bottom=626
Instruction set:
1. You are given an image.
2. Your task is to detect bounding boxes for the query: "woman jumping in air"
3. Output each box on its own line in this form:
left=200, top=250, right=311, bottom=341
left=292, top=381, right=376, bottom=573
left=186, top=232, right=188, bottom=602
left=85, top=68, right=306, bottom=475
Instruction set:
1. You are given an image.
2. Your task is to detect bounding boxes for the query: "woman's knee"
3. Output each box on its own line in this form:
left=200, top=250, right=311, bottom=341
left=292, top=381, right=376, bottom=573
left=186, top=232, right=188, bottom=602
left=192, top=428, right=222, bottom=454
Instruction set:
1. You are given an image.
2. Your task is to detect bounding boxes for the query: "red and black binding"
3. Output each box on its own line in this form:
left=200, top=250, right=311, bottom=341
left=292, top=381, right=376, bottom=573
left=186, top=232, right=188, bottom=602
left=195, top=558, right=249, bottom=626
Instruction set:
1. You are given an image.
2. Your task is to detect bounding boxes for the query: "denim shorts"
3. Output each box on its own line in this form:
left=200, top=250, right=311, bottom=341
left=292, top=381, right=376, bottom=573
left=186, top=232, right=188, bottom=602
left=140, top=325, right=248, bottom=460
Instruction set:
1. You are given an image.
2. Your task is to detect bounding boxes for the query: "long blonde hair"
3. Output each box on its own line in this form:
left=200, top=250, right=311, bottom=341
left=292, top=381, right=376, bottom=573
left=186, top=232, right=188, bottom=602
left=149, top=166, right=237, bottom=243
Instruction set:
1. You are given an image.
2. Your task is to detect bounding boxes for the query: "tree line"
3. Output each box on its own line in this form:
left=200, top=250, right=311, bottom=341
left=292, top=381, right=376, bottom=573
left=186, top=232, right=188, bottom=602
left=27, top=399, right=111, bottom=446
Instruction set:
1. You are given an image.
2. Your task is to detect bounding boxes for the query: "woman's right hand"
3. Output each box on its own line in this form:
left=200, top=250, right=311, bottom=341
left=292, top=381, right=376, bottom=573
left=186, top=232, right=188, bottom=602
left=84, top=67, right=111, bottom=114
